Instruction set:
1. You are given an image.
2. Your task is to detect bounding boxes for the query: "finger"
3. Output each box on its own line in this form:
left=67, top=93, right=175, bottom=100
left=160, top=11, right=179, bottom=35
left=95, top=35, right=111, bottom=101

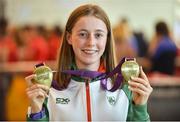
left=27, top=84, right=49, bottom=93
left=25, top=74, right=36, bottom=81
left=139, top=66, right=148, bottom=82
left=27, top=91, right=44, bottom=101
left=130, top=77, right=150, bottom=88
left=27, top=91, right=45, bottom=99
left=26, top=87, right=49, bottom=97
left=27, top=88, right=48, bottom=99
left=26, top=88, right=48, bottom=97
left=25, top=74, right=37, bottom=86
left=27, top=88, right=45, bottom=97
left=128, top=86, right=147, bottom=96
left=128, top=81, right=148, bottom=92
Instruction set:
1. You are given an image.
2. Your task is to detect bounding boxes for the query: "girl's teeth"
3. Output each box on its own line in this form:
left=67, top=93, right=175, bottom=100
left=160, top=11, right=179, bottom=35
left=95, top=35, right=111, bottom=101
left=83, top=50, right=96, bottom=54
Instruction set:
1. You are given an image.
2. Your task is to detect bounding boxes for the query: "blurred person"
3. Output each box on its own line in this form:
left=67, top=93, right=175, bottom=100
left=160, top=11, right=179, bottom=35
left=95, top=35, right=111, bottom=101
left=48, top=25, right=63, bottom=60
left=14, top=25, right=34, bottom=61
left=14, top=25, right=49, bottom=61
left=4, top=25, right=49, bottom=121
left=36, top=25, right=49, bottom=40
left=133, top=31, right=151, bottom=72
left=0, top=18, right=17, bottom=62
left=13, top=26, right=30, bottom=61
left=113, top=18, right=137, bottom=63
left=0, top=17, right=16, bottom=120
left=26, top=4, right=152, bottom=121
left=133, top=31, right=149, bottom=57
left=28, top=25, right=49, bottom=61
left=149, top=21, right=177, bottom=75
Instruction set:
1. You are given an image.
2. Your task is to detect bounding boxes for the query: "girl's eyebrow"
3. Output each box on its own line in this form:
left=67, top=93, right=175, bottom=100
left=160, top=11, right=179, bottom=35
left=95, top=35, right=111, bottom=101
left=77, top=29, right=107, bottom=33
left=77, top=29, right=88, bottom=32
left=95, top=29, right=107, bottom=33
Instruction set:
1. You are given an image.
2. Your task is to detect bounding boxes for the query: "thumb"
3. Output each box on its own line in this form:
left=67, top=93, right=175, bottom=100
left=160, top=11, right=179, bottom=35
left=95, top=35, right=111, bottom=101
left=140, top=66, right=148, bottom=81
left=25, top=74, right=37, bottom=86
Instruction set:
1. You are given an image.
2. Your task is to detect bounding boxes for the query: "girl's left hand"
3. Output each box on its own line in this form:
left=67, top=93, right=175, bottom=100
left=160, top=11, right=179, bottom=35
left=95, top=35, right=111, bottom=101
left=128, top=66, right=153, bottom=105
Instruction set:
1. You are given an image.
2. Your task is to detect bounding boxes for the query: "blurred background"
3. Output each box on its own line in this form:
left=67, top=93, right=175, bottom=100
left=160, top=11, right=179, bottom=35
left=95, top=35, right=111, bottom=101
left=0, top=0, right=180, bottom=121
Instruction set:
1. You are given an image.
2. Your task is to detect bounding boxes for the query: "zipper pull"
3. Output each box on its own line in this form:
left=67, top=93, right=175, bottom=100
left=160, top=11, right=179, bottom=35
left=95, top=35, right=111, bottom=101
left=85, top=78, right=90, bottom=87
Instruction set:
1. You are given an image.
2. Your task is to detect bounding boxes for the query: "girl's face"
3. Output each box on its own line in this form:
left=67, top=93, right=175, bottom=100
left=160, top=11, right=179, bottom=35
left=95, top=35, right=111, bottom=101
left=67, top=16, right=108, bottom=70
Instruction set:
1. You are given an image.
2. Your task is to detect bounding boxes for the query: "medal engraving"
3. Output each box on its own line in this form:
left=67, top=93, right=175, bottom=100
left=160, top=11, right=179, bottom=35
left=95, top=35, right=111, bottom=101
left=121, top=58, right=140, bottom=81
left=34, top=63, right=53, bottom=87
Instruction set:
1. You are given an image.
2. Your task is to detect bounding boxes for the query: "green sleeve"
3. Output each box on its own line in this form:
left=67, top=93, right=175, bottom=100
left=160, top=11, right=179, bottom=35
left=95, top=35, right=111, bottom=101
left=127, top=102, right=150, bottom=121
left=122, top=84, right=150, bottom=121
left=27, top=98, right=49, bottom=121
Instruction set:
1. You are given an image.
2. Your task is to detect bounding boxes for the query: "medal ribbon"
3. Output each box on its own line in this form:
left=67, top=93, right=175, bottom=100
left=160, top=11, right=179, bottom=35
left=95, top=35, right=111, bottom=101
left=62, top=57, right=132, bottom=92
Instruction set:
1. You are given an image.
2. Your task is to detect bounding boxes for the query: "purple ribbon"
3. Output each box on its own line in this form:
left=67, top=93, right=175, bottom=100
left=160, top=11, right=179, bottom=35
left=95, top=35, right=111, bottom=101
left=62, top=58, right=129, bottom=92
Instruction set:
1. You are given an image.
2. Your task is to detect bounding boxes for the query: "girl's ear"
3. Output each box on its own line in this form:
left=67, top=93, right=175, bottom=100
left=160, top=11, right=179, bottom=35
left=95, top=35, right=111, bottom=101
left=66, top=32, right=72, bottom=45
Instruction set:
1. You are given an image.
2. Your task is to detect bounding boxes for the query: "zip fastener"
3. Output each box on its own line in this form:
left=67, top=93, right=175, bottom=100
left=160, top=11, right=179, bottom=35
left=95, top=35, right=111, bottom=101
left=85, top=78, right=92, bottom=122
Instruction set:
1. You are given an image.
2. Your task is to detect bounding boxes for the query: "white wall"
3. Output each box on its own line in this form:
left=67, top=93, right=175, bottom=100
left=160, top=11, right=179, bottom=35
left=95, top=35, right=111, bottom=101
left=5, top=0, right=176, bottom=40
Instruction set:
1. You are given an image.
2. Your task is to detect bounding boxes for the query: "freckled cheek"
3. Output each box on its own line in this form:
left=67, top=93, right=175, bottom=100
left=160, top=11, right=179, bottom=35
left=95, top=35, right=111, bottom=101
left=73, top=38, right=85, bottom=48
left=99, top=41, right=107, bottom=50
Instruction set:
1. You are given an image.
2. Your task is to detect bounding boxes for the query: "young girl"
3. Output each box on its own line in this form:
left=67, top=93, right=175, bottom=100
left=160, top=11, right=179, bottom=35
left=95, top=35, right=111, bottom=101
left=26, top=4, right=153, bottom=121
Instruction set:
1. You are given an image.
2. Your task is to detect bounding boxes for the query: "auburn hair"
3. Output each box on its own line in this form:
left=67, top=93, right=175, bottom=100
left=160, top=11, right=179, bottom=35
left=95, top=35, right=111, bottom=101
left=56, top=4, right=116, bottom=89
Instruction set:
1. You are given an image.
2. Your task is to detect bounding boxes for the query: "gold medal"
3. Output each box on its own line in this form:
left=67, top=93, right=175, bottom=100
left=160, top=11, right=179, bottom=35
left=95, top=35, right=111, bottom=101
left=121, top=58, right=140, bottom=82
left=34, top=63, right=53, bottom=87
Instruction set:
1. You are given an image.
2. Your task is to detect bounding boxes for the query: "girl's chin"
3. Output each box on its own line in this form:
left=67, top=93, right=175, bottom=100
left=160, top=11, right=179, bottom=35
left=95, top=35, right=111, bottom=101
left=82, top=60, right=98, bottom=65
left=81, top=53, right=97, bottom=57
left=80, top=58, right=100, bottom=65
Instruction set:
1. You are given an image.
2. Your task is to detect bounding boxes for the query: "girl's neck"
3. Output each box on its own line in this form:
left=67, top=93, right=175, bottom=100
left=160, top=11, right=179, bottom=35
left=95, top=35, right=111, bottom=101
left=75, top=60, right=100, bottom=71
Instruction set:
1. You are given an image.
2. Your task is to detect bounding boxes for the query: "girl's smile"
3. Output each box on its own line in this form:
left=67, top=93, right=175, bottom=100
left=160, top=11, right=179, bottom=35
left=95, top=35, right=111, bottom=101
left=67, top=16, right=108, bottom=70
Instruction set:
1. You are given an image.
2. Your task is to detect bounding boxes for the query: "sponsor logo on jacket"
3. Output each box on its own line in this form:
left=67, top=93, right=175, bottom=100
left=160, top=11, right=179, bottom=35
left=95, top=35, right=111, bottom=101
left=56, top=97, right=70, bottom=104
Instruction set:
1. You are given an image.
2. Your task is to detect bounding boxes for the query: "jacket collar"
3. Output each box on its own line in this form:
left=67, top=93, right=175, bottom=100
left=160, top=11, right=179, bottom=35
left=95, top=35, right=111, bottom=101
left=71, top=62, right=106, bottom=82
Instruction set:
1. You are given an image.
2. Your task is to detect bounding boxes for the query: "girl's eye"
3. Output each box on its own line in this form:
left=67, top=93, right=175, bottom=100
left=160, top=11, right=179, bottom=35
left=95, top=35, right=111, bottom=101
left=95, top=33, right=103, bottom=39
left=79, top=32, right=88, bottom=38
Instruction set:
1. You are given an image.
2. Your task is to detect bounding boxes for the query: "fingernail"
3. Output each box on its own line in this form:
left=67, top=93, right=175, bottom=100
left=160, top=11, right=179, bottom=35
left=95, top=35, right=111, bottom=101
left=140, top=66, right=143, bottom=70
left=131, top=76, right=134, bottom=79
left=45, top=94, right=49, bottom=98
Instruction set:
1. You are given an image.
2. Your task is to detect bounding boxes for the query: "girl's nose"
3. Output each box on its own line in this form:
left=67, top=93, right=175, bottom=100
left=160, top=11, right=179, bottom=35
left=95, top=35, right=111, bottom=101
left=87, top=34, right=96, bottom=46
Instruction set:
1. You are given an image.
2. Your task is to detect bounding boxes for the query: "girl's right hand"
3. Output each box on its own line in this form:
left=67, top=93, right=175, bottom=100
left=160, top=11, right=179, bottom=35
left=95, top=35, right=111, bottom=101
left=25, top=75, right=49, bottom=113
